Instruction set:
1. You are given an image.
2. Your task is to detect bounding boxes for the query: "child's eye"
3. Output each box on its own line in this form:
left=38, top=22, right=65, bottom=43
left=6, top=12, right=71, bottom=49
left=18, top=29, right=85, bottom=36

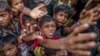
left=0, top=14, right=7, bottom=17
left=59, top=14, right=63, bottom=16
left=15, top=3, right=19, bottom=5
left=8, top=48, right=13, bottom=51
left=51, top=25, right=56, bottom=28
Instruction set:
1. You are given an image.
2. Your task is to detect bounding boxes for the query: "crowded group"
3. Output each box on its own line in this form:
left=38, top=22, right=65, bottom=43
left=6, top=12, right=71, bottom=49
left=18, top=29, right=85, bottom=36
left=0, top=0, right=100, bottom=56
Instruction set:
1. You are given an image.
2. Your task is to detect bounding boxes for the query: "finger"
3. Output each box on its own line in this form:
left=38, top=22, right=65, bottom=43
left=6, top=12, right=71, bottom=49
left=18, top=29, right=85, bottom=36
left=30, top=25, right=34, bottom=33
left=36, top=4, right=45, bottom=10
left=75, top=33, right=96, bottom=42
left=33, top=24, right=37, bottom=27
left=90, top=21, right=97, bottom=25
left=71, top=24, right=89, bottom=35
left=38, top=11, right=47, bottom=18
left=26, top=23, right=31, bottom=33
left=98, top=15, right=100, bottom=19
left=73, top=41, right=96, bottom=50
left=72, top=50, right=91, bottom=56
left=21, top=29, right=27, bottom=34
left=97, top=8, right=100, bottom=14
left=37, top=36, right=43, bottom=40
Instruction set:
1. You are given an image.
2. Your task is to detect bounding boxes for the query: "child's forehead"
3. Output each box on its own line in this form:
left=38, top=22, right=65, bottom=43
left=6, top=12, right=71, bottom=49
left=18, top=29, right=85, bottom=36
left=43, top=21, right=55, bottom=25
left=12, top=0, right=22, bottom=3
left=3, top=43, right=16, bottom=49
left=57, top=11, right=68, bottom=15
left=0, top=9, right=8, bottom=13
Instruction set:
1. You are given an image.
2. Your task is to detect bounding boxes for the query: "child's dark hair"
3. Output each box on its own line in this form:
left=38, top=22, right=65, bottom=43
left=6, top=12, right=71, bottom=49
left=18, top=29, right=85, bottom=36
left=54, top=5, right=72, bottom=18
left=0, top=1, right=10, bottom=12
left=2, top=36, right=18, bottom=47
left=38, top=15, right=55, bottom=28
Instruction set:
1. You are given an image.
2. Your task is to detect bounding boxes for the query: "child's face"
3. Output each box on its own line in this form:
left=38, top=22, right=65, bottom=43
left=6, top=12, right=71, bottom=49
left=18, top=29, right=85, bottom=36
left=54, top=11, right=68, bottom=26
left=11, top=0, right=24, bottom=12
left=41, top=21, right=56, bottom=38
left=0, top=9, right=11, bottom=27
left=3, top=43, right=18, bottom=56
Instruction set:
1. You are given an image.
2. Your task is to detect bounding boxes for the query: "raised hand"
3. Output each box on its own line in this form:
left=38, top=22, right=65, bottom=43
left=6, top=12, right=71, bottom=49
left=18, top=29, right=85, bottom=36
left=30, top=4, right=48, bottom=19
left=18, top=23, right=42, bottom=44
left=80, top=5, right=100, bottom=25
left=62, top=24, right=97, bottom=56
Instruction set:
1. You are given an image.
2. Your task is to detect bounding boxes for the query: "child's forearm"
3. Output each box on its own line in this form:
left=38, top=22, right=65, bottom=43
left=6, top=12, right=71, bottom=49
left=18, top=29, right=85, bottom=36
left=39, top=39, right=65, bottom=49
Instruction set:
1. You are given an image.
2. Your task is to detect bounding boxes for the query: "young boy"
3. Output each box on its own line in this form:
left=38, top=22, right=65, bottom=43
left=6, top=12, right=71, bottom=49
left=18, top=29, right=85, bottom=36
left=53, top=5, right=73, bottom=37
left=7, top=0, right=29, bottom=29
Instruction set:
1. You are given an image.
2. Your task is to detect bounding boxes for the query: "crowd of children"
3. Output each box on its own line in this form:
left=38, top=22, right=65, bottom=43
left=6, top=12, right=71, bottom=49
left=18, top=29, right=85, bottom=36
left=0, top=0, right=100, bottom=56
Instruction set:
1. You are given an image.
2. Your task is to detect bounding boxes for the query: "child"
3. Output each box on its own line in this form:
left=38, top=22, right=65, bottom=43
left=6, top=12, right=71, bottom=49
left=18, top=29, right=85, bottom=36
left=53, top=5, right=73, bottom=37
left=2, top=36, right=20, bottom=56
left=7, top=0, right=30, bottom=29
